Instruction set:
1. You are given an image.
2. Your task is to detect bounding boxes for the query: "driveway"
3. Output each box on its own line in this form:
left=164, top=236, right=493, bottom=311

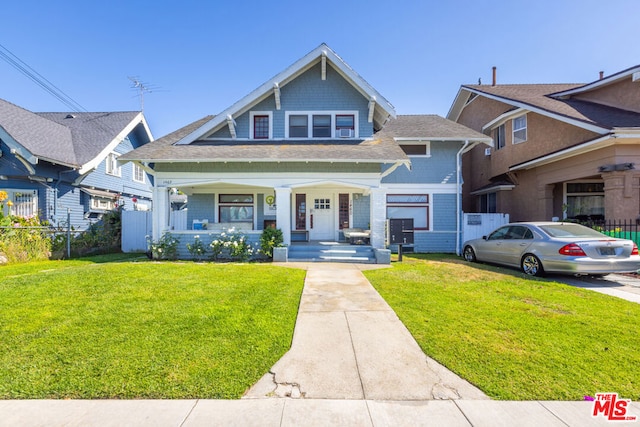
left=548, top=273, right=640, bottom=304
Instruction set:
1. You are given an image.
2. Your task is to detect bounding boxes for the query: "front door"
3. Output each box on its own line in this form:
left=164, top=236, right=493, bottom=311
left=309, top=195, right=335, bottom=241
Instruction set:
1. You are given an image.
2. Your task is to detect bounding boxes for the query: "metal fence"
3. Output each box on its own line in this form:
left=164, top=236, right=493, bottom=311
left=581, top=219, right=640, bottom=246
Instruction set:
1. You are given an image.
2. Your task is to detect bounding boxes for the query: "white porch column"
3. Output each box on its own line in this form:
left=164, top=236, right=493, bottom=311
left=369, top=187, right=387, bottom=249
left=275, top=187, right=292, bottom=246
left=152, top=187, right=170, bottom=241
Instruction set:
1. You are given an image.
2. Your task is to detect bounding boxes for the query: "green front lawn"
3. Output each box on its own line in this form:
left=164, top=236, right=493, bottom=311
left=0, top=256, right=305, bottom=399
left=365, top=254, right=640, bottom=400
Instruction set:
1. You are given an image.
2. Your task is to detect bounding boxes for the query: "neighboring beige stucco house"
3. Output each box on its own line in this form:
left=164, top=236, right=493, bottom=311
left=448, top=65, right=640, bottom=223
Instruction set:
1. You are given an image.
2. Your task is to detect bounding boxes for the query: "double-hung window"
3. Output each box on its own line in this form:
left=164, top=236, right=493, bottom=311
left=289, top=115, right=309, bottom=138
left=286, top=112, right=357, bottom=138
left=513, top=115, right=527, bottom=144
left=133, top=163, right=145, bottom=183
left=312, top=115, right=331, bottom=137
left=219, top=194, right=254, bottom=223
left=386, top=194, right=429, bottom=230
left=106, top=153, right=121, bottom=176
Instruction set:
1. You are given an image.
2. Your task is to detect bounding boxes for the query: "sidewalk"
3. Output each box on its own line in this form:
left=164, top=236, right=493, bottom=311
left=1, top=263, right=638, bottom=426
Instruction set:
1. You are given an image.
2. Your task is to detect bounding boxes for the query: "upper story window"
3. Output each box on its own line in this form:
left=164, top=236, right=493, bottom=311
left=312, top=115, right=331, bottom=137
left=513, top=115, right=527, bottom=144
left=106, top=153, right=121, bottom=177
left=249, top=111, right=272, bottom=139
left=336, top=115, right=355, bottom=137
left=289, top=115, right=309, bottom=137
left=494, top=124, right=506, bottom=149
left=399, top=142, right=430, bottom=157
left=285, top=111, right=358, bottom=139
left=133, top=163, right=145, bottom=183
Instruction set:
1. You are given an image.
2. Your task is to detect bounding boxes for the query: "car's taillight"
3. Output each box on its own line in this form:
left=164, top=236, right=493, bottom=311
left=632, top=244, right=639, bottom=256
left=559, top=243, right=586, bottom=256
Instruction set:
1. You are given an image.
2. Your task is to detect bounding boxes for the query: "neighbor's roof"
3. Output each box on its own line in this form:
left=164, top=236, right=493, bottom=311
left=0, top=98, right=146, bottom=168
left=120, top=115, right=409, bottom=165
left=376, top=114, right=492, bottom=142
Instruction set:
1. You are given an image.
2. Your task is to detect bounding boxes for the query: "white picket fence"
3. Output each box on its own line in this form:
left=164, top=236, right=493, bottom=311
left=462, top=213, right=509, bottom=243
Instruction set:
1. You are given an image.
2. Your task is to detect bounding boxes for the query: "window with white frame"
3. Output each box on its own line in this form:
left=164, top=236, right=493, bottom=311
left=494, top=124, right=506, bottom=149
left=286, top=111, right=357, bottom=138
left=106, top=152, right=121, bottom=176
left=1, top=189, right=38, bottom=218
left=249, top=111, right=272, bottom=139
left=133, top=163, right=145, bottom=183
left=386, top=194, right=429, bottom=230
left=513, top=115, right=527, bottom=144
left=90, top=195, right=116, bottom=211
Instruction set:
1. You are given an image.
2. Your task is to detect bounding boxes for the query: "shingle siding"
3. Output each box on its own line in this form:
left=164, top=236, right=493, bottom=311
left=353, top=195, right=370, bottom=229
left=187, top=194, right=216, bottom=229
left=382, top=142, right=459, bottom=184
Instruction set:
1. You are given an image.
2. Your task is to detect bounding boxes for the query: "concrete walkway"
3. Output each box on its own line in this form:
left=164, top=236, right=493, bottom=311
left=245, top=263, right=487, bottom=400
left=2, top=263, right=639, bottom=426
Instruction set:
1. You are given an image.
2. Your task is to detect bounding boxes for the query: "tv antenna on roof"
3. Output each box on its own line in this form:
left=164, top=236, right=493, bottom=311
left=128, top=76, right=162, bottom=112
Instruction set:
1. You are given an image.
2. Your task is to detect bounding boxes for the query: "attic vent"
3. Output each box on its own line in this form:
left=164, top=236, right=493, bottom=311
left=65, top=114, right=76, bottom=119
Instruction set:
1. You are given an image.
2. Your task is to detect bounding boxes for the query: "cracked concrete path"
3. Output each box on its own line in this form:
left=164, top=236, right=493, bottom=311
left=244, top=263, right=488, bottom=401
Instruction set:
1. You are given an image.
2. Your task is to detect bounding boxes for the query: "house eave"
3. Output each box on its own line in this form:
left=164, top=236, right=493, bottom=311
left=509, top=134, right=616, bottom=171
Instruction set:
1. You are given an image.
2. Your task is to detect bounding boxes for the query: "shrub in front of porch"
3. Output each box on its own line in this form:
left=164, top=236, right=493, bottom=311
left=259, top=227, right=284, bottom=259
left=148, top=233, right=180, bottom=260
left=210, top=228, right=256, bottom=262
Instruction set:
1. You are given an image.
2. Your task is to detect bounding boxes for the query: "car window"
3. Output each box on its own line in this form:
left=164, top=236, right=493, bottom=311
left=539, top=223, right=606, bottom=238
left=487, top=226, right=510, bottom=240
left=523, top=228, right=534, bottom=239
left=507, top=225, right=533, bottom=239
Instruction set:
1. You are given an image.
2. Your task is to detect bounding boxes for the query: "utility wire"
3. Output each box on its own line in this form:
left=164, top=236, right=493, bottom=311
left=0, top=42, right=88, bottom=112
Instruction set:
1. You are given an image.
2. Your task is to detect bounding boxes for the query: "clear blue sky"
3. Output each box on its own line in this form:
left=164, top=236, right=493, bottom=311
left=2, top=0, right=639, bottom=138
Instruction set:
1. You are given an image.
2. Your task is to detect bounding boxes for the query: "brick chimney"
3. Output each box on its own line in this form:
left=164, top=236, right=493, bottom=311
left=492, top=67, right=497, bottom=86
left=599, top=71, right=604, bottom=80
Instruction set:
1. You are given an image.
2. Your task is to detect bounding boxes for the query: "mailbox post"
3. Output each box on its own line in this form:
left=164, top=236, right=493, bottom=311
left=389, top=218, right=414, bottom=261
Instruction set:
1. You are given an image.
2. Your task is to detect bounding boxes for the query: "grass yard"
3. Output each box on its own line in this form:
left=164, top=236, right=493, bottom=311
left=0, top=255, right=305, bottom=399
left=365, top=254, right=640, bottom=401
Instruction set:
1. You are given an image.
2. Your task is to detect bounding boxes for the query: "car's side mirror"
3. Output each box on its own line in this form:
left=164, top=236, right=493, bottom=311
left=482, top=235, right=488, bottom=240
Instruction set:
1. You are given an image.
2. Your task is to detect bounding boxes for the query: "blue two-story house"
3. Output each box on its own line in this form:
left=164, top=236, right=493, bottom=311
left=0, top=98, right=154, bottom=229
left=120, top=44, right=489, bottom=260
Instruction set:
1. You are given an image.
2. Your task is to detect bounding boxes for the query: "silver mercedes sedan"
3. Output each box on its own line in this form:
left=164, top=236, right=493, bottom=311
left=462, top=222, right=640, bottom=276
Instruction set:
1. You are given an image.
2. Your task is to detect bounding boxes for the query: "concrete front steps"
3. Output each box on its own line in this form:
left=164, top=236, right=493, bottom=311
left=288, top=242, right=376, bottom=264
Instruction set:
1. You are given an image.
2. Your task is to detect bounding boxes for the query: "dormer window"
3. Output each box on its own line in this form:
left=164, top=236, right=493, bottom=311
left=249, top=111, right=272, bottom=139
left=285, top=111, right=358, bottom=139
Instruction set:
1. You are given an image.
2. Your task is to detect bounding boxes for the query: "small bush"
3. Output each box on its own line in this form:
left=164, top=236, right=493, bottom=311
left=186, top=235, right=208, bottom=261
left=149, top=233, right=180, bottom=260
left=259, top=227, right=284, bottom=258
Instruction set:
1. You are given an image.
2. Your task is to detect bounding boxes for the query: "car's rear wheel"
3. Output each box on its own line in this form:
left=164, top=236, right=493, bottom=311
left=521, top=254, right=544, bottom=276
left=463, top=245, right=477, bottom=262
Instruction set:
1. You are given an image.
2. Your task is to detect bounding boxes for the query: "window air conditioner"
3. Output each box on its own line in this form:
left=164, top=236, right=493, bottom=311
left=484, top=147, right=492, bottom=156
left=338, top=128, right=354, bottom=138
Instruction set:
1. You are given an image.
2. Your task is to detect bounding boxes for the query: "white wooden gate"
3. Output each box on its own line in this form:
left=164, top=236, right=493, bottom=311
left=122, top=210, right=152, bottom=253
left=170, top=209, right=188, bottom=231
left=462, top=213, right=509, bottom=243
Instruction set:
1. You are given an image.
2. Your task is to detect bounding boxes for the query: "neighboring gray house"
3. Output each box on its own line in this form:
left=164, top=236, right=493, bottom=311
left=0, top=98, right=154, bottom=229
left=120, top=44, right=489, bottom=260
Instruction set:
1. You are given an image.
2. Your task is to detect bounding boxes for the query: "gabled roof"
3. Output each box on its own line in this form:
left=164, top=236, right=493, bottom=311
left=376, top=114, right=492, bottom=143
left=174, top=43, right=396, bottom=145
left=448, top=78, right=640, bottom=133
left=550, top=64, right=640, bottom=98
left=120, top=115, right=408, bottom=165
left=0, top=98, right=151, bottom=172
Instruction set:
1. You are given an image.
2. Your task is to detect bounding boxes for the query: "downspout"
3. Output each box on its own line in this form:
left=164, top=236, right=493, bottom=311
left=456, top=140, right=471, bottom=256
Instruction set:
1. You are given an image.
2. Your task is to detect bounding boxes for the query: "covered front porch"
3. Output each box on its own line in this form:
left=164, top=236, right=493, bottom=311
left=152, top=178, right=390, bottom=261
